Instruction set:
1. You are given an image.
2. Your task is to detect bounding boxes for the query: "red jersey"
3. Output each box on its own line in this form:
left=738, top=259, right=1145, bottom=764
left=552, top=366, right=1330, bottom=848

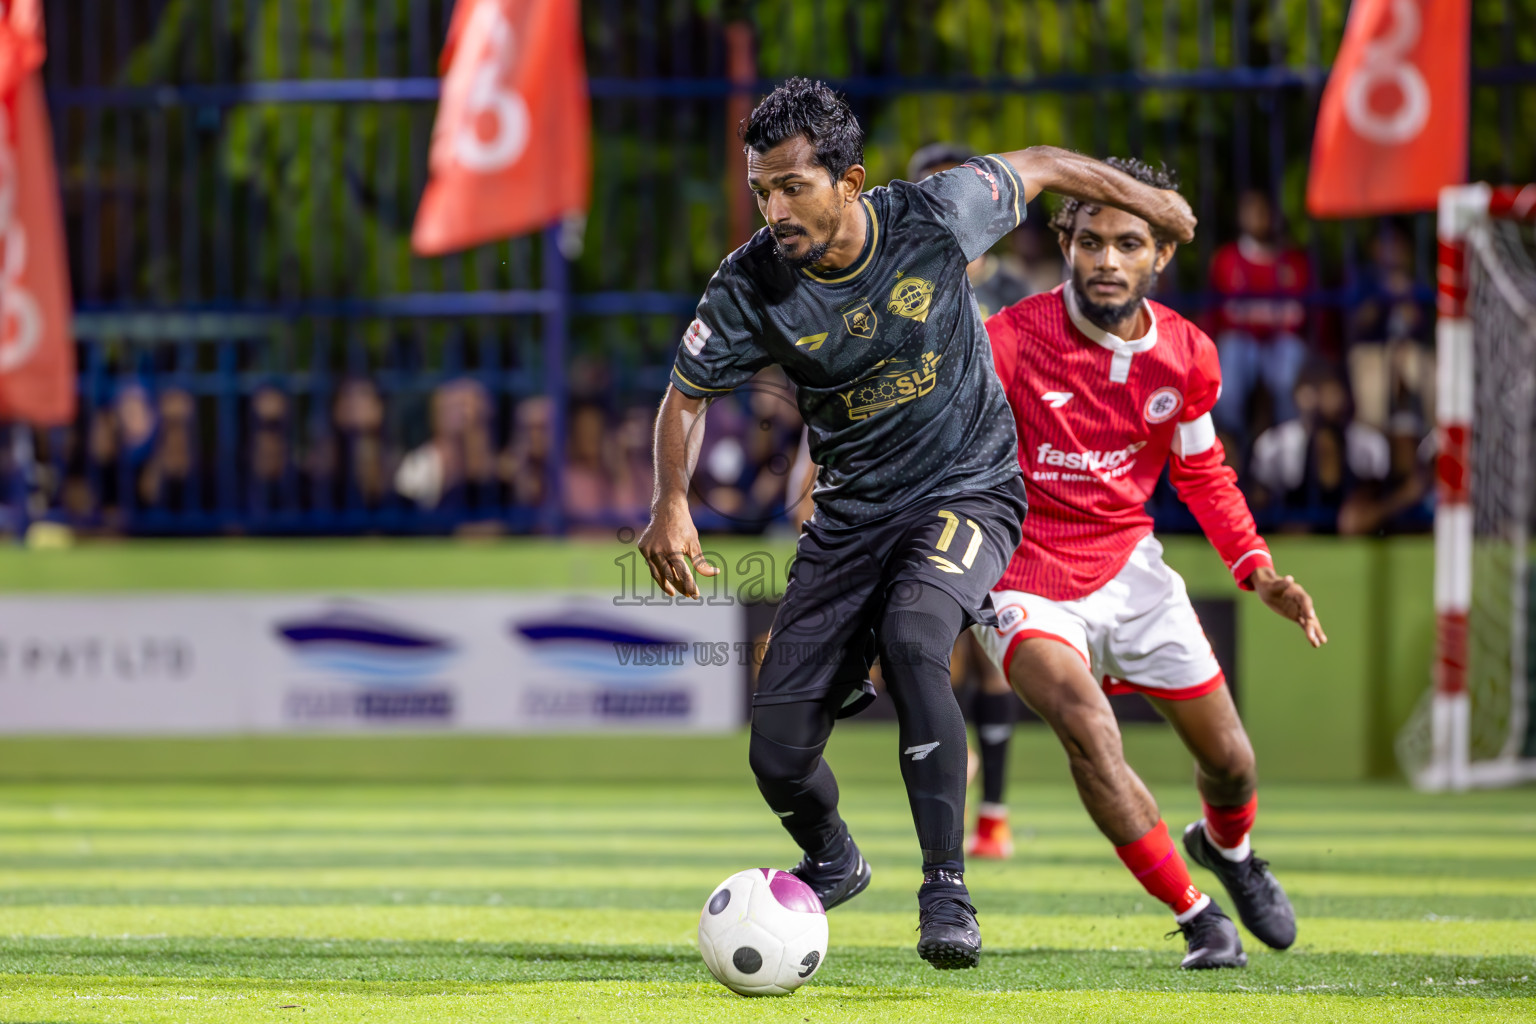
left=988, top=286, right=1272, bottom=601
left=1208, top=237, right=1310, bottom=341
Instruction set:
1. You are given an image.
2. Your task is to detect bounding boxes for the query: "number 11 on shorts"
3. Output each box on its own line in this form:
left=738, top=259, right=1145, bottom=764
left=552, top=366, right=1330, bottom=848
left=929, top=510, right=983, bottom=574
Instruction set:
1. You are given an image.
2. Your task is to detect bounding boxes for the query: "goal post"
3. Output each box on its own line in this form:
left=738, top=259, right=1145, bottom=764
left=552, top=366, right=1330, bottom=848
left=1399, top=183, right=1536, bottom=790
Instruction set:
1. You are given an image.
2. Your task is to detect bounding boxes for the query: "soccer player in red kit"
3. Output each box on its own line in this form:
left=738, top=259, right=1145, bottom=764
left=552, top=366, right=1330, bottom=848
left=976, top=158, right=1328, bottom=969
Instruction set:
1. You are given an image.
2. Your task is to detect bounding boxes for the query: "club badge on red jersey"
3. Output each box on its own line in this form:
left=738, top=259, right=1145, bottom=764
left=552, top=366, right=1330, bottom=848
left=1143, top=387, right=1184, bottom=424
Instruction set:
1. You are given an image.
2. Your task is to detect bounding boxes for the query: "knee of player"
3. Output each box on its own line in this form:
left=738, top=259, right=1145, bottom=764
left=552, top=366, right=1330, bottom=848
left=748, top=728, right=817, bottom=784
left=1200, top=735, right=1257, bottom=786
left=1057, top=703, right=1126, bottom=766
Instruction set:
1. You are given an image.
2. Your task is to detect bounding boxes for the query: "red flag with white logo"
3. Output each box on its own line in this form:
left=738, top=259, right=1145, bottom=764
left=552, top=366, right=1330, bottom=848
left=411, top=0, right=591, bottom=256
left=0, top=0, right=74, bottom=426
left=1307, top=0, right=1469, bottom=217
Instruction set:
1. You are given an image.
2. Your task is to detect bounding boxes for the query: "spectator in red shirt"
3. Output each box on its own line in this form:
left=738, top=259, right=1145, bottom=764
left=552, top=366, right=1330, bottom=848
left=1209, top=190, right=1311, bottom=439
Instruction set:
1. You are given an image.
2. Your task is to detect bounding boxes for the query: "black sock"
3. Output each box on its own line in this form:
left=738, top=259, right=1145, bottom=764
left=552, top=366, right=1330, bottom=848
left=748, top=698, right=846, bottom=860
left=878, top=581, right=970, bottom=875
left=974, top=690, right=1015, bottom=807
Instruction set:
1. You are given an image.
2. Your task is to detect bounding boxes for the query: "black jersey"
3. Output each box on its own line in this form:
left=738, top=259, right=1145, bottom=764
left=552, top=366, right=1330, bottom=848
left=670, top=156, right=1027, bottom=529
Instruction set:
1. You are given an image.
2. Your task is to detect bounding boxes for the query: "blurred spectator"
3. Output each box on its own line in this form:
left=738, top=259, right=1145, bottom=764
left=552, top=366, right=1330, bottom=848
left=333, top=377, right=390, bottom=508
left=248, top=385, right=290, bottom=511
left=907, top=143, right=1031, bottom=318
left=1337, top=411, right=1435, bottom=536
left=309, top=377, right=392, bottom=510
left=74, top=380, right=156, bottom=520
left=1210, top=189, right=1312, bottom=440
left=394, top=378, right=497, bottom=512
left=563, top=400, right=617, bottom=526
left=1348, top=220, right=1433, bottom=432
left=613, top=403, right=657, bottom=524
left=1249, top=361, right=1388, bottom=532
left=139, top=387, right=196, bottom=512
left=501, top=395, right=553, bottom=510
left=567, top=352, right=614, bottom=402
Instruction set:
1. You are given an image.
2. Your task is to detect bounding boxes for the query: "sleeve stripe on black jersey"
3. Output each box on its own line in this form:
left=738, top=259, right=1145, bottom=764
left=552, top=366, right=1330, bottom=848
left=986, top=155, right=1024, bottom=228
left=671, top=368, right=737, bottom=394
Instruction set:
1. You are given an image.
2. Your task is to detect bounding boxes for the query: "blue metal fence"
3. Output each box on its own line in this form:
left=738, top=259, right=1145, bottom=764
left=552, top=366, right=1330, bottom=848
left=13, top=0, right=1536, bottom=538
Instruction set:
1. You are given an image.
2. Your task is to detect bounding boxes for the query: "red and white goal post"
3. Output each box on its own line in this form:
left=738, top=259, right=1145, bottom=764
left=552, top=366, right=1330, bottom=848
left=1400, top=183, right=1536, bottom=790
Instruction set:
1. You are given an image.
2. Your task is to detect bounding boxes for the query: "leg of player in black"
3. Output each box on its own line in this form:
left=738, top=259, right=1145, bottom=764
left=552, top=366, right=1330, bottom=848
left=748, top=692, right=871, bottom=910
left=747, top=522, right=880, bottom=911
left=1150, top=690, right=1297, bottom=950
left=877, top=580, right=981, bottom=969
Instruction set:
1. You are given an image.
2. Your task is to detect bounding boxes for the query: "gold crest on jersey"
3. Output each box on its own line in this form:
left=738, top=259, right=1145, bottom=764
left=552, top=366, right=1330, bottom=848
left=844, top=302, right=878, bottom=339
left=887, top=276, right=934, bottom=322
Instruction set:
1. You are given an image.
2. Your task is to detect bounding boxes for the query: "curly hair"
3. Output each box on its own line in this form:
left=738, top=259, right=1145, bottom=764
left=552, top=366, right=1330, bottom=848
left=740, top=77, right=864, bottom=184
left=1049, top=157, right=1180, bottom=245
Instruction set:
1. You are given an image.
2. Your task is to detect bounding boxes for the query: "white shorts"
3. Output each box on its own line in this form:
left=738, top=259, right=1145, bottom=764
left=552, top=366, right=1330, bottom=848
left=972, top=534, right=1225, bottom=701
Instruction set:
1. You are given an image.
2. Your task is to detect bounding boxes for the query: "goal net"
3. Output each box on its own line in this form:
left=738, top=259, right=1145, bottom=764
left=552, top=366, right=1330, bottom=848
left=1398, top=184, right=1536, bottom=790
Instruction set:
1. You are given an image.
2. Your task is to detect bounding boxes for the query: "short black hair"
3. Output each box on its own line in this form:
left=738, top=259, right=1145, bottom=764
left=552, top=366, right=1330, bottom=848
left=1050, top=156, right=1179, bottom=245
left=740, top=77, right=864, bottom=184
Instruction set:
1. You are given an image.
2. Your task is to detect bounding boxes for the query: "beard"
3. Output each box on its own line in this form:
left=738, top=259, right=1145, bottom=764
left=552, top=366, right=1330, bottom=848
left=772, top=204, right=843, bottom=270
left=1071, top=272, right=1154, bottom=332
left=773, top=235, right=831, bottom=270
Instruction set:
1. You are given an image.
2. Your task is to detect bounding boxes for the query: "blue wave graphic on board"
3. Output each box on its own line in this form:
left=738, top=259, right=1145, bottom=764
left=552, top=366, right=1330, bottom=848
left=510, top=616, right=688, bottom=685
left=275, top=608, right=457, bottom=684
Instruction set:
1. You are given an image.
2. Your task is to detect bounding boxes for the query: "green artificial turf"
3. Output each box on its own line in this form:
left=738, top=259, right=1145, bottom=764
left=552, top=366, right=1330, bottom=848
left=0, top=734, right=1532, bottom=1022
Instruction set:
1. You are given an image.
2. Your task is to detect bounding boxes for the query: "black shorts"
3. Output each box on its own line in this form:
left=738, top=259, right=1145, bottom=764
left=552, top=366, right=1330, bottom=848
left=753, top=475, right=1027, bottom=713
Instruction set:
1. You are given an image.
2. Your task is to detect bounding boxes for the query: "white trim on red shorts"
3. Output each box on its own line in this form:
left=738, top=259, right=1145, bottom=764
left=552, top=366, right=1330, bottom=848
left=1002, top=628, right=1090, bottom=677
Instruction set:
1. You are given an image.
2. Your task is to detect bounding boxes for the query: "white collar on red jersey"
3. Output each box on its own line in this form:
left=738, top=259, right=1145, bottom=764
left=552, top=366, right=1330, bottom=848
left=1063, top=283, right=1158, bottom=349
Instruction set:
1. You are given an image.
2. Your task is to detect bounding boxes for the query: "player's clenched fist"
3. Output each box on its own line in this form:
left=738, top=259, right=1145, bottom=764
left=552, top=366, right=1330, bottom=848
left=637, top=502, right=718, bottom=599
left=1249, top=566, right=1328, bottom=648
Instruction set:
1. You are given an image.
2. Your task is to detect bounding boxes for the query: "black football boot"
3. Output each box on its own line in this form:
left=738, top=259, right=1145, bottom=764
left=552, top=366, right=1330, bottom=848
left=915, top=869, right=982, bottom=969
left=1173, top=900, right=1249, bottom=969
left=1183, top=820, right=1297, bottom=950
left=789, top=829, right=871, bottom=911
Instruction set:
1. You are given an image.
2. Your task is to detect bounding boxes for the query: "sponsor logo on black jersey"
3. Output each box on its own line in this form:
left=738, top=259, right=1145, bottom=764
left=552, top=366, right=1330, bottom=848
left=839, top=351, right=943, bottom=421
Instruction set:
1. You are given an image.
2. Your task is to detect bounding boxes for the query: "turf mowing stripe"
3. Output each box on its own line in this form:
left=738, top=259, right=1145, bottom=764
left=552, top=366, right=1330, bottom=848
left=6, top=864, right=1534, bottom=899
left=3, top=833, right=1530, bottom=862
left=0, top=842, right=1528, bottom=876
left=0, top=783, right=1528, bottom=819
left=2, top=887, right=1533, bottom=920
left=1, top=975, right=1531, bottom=1023
left=1, top=938, right=1534, bottom=999
left=3, top=906, right=1533, bottom=957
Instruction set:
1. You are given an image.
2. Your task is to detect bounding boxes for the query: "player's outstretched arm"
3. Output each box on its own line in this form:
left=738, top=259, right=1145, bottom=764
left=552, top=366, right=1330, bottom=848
left=638, top=385, right=719, bottom=598
left=1247, top=566, right=1328, bottom=648
left=998, top=146, right=1196, bottom=244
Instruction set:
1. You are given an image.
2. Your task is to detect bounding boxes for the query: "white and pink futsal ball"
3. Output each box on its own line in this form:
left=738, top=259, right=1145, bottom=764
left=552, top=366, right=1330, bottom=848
left=697, top=868, right=829, bottom=996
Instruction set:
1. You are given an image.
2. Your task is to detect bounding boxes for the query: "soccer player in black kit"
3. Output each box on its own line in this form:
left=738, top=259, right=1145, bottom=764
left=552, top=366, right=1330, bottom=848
left=639, top=79, right=1195, bottom=969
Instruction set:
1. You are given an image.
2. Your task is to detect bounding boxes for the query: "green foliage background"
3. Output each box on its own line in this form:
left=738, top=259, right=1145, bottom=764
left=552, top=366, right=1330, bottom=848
left=63, top=0, right=1536, bottom=371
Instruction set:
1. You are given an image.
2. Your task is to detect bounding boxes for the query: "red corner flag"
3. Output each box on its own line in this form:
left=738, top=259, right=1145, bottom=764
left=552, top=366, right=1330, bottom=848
left=412, top=0, right=591, bottom=256
left=0, top=0, right=74, bottom=426
left=1307, top=0, right=1469, bottom=218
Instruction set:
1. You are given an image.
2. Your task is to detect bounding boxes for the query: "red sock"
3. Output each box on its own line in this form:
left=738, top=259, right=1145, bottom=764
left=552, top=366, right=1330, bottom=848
left=1202, top=794, right=1257, bottom=851
left=1114, top=820, right=1203, bottom=915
